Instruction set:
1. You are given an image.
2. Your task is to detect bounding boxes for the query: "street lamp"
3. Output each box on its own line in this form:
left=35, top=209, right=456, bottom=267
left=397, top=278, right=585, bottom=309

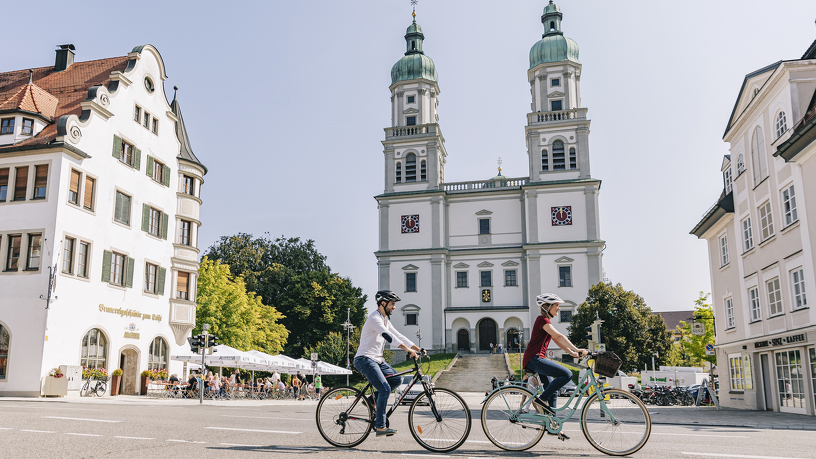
left=341, top=308, right=356, bottom=386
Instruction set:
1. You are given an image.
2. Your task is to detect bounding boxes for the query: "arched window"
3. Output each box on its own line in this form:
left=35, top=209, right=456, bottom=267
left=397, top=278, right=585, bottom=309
left=541, top=149, right=549, bottom=171
left=395, top=162, right=402, bottom=183
left=552, top=140, right=566, bottom=170
left=737, top=154, right=745, bottom=175
left=776, top=111, right=787, bottom=139
left=0, top=323, right=9, bottom=380
left=148, top=337, right=168, bottom=371
left=405, top=153, right=417, bottom=182
left=550, top=21, right=555, bottom=31
left=80, top=328, right=107, bottom=370
left=420, top=160, right=427, bottom=181
left=751, top=126, right=768, bottom=186
left=569, top=147, right=576, bottom=169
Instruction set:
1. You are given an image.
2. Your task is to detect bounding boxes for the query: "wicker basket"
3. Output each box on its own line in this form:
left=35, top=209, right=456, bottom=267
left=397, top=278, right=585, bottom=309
left=594, top=351, right=622, bottom=378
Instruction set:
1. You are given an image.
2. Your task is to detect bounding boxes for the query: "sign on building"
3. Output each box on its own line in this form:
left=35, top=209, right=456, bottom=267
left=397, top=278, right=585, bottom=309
left=691, top=322, right=705, bottom=336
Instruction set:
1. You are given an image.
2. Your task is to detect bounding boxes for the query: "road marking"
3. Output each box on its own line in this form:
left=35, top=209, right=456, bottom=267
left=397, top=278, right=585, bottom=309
left=400, top=454, right=449, bottom=458
left=206, top=427, right=301, bottom=434
left=0, top=428, right=11, bottom=430
left=683, top=453, right=810, bottom=459
left=467, top=439, right=527, bottom=446
left=220, top=443, right=264, bottom=447
left=21, top=430, right=55, bottom=433
left=653, top=432, right=749, bottom=438
left=220, top=415, right=309, bottom=421
left=114, top=436, right=155, bottom=440
left=65, top=433, right=103, bottom=437
left=44, top=416, right=122, bottom=423
left=167, top=439, right=189, bottom=442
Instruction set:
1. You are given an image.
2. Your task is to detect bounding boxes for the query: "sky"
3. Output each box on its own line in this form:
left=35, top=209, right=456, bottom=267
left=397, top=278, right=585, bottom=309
left=3, top=0, right=815, bottom=313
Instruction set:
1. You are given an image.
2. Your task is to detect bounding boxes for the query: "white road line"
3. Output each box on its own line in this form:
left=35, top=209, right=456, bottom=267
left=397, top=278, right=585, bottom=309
left=653, top=432, right=749, bottom=438
left=44, top=416, right=122, bottom=423
left=65, top=433, right=103, bottom=437
left=206, top=427, right=301, bottom=434
left=114, top=436, right=155, bottom=440
left=220, top=415, right=310, bottom=421
left=682, top=453, right=810, bottom=459
left=0, top=428, right=12, bottom=430
left=467, top=439, right=526, bottom=446
left=21, top=430, right=55, bottom=433
left=167, top=439, right=189, bottom=442
left=220, top=443, right=264, bottom=447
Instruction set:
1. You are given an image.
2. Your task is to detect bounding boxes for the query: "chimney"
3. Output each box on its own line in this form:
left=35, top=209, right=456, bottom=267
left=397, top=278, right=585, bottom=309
left=55, top=44, right=75, bottom=71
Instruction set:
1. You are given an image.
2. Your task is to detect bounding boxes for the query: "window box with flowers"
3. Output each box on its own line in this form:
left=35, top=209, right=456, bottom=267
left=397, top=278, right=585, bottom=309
left=43, top=367, right=68, bottom=397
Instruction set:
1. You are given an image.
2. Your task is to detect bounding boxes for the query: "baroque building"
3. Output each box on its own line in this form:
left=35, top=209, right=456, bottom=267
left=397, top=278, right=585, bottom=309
left=0, top=44, right=205, bottom=395
left=376, top=2, right=603, bottom=355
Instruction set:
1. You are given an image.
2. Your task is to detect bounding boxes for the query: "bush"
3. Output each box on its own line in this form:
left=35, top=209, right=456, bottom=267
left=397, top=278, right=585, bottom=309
left=112, top=369, right=123, bottom=376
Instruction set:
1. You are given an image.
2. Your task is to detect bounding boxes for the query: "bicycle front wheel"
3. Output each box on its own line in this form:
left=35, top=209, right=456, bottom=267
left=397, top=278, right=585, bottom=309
left=481, top=386, right=545, bottom=452
left=408, top=388, right=471, bottom=453
left=316, top=386, right=373, bottom=448
left=581, top=388, right=651, bottom=456
left=95, top=381, right=107, bottom=397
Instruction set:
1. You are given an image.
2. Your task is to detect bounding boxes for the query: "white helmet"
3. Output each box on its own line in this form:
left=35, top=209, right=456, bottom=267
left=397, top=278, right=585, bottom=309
left=536, top=293, right=563, bottom=316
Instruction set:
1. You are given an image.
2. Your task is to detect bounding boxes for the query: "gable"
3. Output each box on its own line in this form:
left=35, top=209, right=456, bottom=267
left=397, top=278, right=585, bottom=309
left=547, top=91, right=565, bottom=98
left=477, top=261, right=494, bottom=268
left=475, top=209, right=493, bottom=215
left=501, top=260, right=519, bottom=267
left=402, top=264, right=419, bottom=271
left=453, top=262, right=470, bottom=269
left=554, top=256, right=574, bottom=263
left=403, top=108, right=419, bottom=114
left=723, top=61, right=782, bottom=138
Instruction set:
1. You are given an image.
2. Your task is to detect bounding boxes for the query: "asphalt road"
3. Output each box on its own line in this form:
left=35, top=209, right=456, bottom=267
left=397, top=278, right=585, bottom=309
left=0, top=398, right=815, bottom=459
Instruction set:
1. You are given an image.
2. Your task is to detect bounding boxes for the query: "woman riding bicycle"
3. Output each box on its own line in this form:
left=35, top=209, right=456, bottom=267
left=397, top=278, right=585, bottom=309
left=523, top=293, right=588, bottom=419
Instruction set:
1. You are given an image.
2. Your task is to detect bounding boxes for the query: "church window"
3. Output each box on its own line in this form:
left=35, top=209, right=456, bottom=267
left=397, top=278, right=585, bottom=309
left=396, top=162, right=402, bottom=183
left=405, top=154, right=417, bottom=182
left=456, top=272, right=468, bottom=288
left=551, top=78, right=560, bottom=87
left=405, top=272, right=417, bottom=292
left=504, top=270, right=517, bottom=287
left=407, top=95, right=415, bottom=104
left=420, top=160, right=426, bottom=181
left=412, top=40, right=416, bottom=51
left=737, top=154, right=745, bottom=175
left=406, top=313, right=417, bottom=326
left=551, top=100, right=562, bottom=111
left=406, top=116, right=417, bottom=126
left=569, top=147, right=576, bottom=169
left=549, top=21, right=555, bottom=31
left=776, top=111, right=787, bottom=139
left=750, top=126, right=768, bottom=186
left=480, top=271, right=492, bottom=287
left=542, top=149, right=549, bottom=171
left=552, top=141, right=566, bottom=170
left=560, top=310, right=573, bottom=323
left=559, top=266, right=572, bottom=287
left=479, top=218, right=490, bottom=235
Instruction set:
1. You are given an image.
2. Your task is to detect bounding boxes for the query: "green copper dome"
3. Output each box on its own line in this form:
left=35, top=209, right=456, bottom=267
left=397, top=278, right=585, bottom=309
left=391, top=17, right=438, bottom=85
left=529, top=1, right=580, bottom=69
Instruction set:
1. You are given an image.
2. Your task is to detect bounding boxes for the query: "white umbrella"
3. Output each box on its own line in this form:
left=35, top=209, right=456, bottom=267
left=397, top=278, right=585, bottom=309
left=204, top=345, right=263, bottom=368
left=276, top=355, right=310, bottom=372
left=171, top=354, right=202, bottom=363
left=295, top=358, right=351, bottom=375
left=246, top=350, right=298, bottom=371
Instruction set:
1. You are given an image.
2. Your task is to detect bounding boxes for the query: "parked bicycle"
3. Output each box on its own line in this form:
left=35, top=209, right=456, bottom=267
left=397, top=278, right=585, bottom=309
left=481, top=351, right=651, bottom=456
left=316, top=355, right=471, bottom=453
left=80, top=377, right=108, bottom=397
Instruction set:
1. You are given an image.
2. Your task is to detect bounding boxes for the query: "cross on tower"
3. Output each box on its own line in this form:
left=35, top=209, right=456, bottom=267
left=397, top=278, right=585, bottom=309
left=411, top=0, right=418, bottom=17
left=497, top=157, right=503, bottom=173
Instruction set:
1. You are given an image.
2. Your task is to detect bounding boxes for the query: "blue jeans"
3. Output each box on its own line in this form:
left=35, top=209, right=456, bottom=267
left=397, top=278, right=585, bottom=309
left=525, top=357, right=572, bottom=408
left=354, top=356, right=401, bottom=429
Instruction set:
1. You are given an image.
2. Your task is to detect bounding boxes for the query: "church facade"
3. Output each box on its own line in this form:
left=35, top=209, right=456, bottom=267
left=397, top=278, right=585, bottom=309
left=376, top=2, right=604, bottom=355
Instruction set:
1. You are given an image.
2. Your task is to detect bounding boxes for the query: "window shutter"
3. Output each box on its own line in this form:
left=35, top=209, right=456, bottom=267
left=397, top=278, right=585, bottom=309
left=83, top=177, right=94, bottom=210
left=157, top=267, right=166, bottom=295
left=163, top=166, right=171, bottom=187
left=101, top=250, right=112, bottom=282
left=125, top=257, right=135, bottom=288
left=112, top=135, right=122, bottom=159
left=133, top=148, right=141, bottom=171
left=114, top=192, right=123, bottom=222
left=160, top=212, right=169, bottom=240
left=142, top=204, right=150, bottom=232
left=146, top=156, right=154, bottom=177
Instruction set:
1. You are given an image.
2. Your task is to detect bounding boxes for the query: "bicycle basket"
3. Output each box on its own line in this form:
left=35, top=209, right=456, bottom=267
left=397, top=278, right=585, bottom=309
left=593, top=351, right=622, bottom=378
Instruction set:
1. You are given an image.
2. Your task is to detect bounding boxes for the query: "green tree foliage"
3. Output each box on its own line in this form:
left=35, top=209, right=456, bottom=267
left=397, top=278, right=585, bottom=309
left=195, top=257, right=288, bottom=354
left=672, top=292, right=717, bottom=367
left=568, top=282, right=673, bottom=373
left=203, top=233, right=367, bottom=357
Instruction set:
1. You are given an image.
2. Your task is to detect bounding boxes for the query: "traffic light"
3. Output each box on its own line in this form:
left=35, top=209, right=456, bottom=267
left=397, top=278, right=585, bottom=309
left=187, top=336, right=199, bottom=354
left=208, top=335, right=219, bottom=348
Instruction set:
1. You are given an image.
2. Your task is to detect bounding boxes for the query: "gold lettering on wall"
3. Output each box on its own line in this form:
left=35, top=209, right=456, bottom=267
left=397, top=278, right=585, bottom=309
left=99, top=304, right=162, bottom=322
left=124, top=331, right=140, bottom=339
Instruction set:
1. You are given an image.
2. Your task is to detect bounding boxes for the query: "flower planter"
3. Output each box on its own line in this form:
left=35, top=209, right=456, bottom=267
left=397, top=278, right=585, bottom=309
left=110, top=375, right=121, bottom=396
left=43, top=375, right=68, bottom=397
left=141, top=376, right=149, bottom=395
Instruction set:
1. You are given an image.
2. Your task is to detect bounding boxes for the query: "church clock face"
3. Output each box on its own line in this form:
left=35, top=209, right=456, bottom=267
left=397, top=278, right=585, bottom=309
left=401, top=215, right=420, bottom=233
left=551, top=206, right=572, bottom=226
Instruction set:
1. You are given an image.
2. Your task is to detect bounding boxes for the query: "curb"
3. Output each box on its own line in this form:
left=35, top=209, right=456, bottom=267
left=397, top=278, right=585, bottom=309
left=431, top=352, right=460, bottom=384
left=648, top=420, right=816, bottom=431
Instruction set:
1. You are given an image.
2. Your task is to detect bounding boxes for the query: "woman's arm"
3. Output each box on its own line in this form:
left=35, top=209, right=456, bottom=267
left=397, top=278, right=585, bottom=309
left=542, top=323, right=588, bottom=357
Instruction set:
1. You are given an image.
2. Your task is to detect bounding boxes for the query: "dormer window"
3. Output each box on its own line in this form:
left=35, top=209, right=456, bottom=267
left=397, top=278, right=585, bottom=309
left=407, top=95, right=415, bottom=104
left=551, top=78, right=560, bottom=87
left=0, top=118, right=14, bottom=135
left=21, top=118, right=34, bottom=136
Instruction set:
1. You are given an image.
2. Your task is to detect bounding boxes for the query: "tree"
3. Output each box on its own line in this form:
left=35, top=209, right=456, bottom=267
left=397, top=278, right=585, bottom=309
left=195, top=257, right=288, bottom=354
left=568, top=282, right=673, bottom=373
left=672, top=292, right=717, bottom=367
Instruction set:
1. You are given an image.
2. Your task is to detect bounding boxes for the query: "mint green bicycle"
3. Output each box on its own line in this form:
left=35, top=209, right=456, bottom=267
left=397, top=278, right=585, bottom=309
left=480, top=352, right=651, bottom=456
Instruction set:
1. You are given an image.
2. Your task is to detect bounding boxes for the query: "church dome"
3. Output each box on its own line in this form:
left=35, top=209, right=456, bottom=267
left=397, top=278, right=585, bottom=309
left=391, top=15, right=438, bottom=85
left=529, top=1, right=580, bottom=69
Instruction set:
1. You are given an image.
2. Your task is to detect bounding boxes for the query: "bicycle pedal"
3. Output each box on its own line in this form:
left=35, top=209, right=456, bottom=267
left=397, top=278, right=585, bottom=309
left=557, top=433, right=568, bottom=441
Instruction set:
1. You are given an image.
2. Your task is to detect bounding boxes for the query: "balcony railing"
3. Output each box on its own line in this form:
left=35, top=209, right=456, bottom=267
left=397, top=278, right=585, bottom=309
left=385, top=123, right=439, bottom=139
left=443, top=177, right=528, bottom=192
left=528, top=108, right=587, bottom=124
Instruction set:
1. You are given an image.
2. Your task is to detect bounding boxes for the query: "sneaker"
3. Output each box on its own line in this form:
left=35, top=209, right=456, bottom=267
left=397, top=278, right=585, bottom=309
left=532, top=397, right=555, bottom=416
left=547, top=431, right=570, bottom=440
left=376, top=428, right=397, bottom=437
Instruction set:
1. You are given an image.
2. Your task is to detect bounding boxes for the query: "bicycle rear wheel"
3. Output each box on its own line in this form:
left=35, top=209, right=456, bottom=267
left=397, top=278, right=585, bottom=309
left=80, top=380, right=90, bottom=397
left=408, top=388, right=471, bottom=453
left=481, top=386, right=545, bottom=452
left=316, top=386, right=373, bottom=448
left=581, top=388, right=651, bottom=456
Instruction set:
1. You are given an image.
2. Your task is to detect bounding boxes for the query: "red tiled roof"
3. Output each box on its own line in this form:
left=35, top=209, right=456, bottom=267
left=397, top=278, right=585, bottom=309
left=0, top=56, right=129, bottom=149
left=0, top=82, right=59, bottom=120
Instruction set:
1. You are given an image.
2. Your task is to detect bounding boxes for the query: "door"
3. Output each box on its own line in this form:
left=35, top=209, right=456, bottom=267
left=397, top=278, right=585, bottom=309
left=761, top=353, right=773, bottom=410
left=121, top=349, right=139, bottom=395
left=478, top=318, right=497, bottom=351
left=457, top=329, right=470, bottom=351
left=507, top=328, right=521, bottom=353
left=775, top=349, right=807, bottom=414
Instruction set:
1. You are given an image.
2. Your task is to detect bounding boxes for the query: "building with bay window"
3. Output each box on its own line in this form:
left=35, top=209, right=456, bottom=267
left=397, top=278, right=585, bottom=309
left=691, top=34, right=816, bottom=415
left=0, top=44, right=206, bottom=396
left=377, top=2, right=603, bottom=355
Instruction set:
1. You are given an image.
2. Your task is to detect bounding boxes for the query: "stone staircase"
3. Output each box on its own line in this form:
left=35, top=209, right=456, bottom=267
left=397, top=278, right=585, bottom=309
left=434, top=353, right=510, bottom=393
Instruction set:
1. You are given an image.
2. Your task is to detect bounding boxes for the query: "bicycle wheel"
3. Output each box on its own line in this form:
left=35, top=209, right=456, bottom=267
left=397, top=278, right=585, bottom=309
left=581, top=388, right=651, bottom=456
left=316, top=386, right=373, bottom=448
left=481, top=386, right=545, bottom=452
left=95, top=381, right=107, bottom=397
left=408, top=388, right=471, bottom=453
left=80, top=380, right=90, bottom=397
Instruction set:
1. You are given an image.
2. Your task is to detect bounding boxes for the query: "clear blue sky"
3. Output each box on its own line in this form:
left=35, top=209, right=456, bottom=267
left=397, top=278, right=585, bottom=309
left=4, top=1, right=815, bottom=312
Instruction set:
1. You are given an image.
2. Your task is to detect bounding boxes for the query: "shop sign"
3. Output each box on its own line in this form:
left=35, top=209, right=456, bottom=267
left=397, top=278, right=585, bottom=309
left=754, top=333, right=807, bottom=349
left=99, top=304, right=162, bottom=322
left=124, top=323, right=140, bottom=339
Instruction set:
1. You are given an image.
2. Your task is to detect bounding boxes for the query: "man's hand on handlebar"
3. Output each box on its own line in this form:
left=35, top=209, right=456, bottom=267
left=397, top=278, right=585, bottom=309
left=406, top=349, right=417, bottom=360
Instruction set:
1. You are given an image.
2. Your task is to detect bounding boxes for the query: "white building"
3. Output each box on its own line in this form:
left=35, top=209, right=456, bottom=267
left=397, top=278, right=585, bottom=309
left=691, top=35, right=816, bottom=415
left=376, top=2, right=603, bottom=356
left=0, top=44, right=206, bottom=396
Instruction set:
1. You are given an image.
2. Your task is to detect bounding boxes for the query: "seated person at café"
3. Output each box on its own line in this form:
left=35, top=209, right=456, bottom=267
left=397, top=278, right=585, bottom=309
left=276, top=380, right=286, bottom=392
left=187, top=373, right=199, bottom=397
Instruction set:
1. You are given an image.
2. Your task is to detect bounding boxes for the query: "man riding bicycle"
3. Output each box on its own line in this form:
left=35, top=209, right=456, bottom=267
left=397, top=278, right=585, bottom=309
left=354, top=290, right=424, bottom=438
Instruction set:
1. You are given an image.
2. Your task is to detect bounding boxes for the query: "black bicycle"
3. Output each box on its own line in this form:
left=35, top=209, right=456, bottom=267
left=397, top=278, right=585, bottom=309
left=316, top=354, right=472, bottom=453
left=80, top=377, right=107, bottom=397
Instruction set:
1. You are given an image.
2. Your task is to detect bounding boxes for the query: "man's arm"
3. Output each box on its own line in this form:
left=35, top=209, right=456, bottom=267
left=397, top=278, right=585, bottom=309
left=368, top=312, right=406, bottom=348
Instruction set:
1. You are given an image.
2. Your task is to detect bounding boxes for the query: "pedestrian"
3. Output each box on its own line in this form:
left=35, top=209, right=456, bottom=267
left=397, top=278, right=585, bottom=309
left=314, top=374, right=322, bottom=397
left=490, top=343, right=494, bottom=354
left=292, top=375, right=301, bottom=399
left=498, top=343, right=503, bottom=354
left=491, top=375, right=498, bottom=390
left=271, top=370, right=280, bottom=386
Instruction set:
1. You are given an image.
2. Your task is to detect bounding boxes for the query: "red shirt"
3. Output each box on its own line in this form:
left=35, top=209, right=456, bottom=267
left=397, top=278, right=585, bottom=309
left=522, top=315, right=553, bottom=369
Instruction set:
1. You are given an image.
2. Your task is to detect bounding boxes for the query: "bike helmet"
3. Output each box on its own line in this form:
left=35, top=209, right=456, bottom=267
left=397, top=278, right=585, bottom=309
left=536, top=293, right=564, bottom=316
left=375, top=290, right=401, bottom=307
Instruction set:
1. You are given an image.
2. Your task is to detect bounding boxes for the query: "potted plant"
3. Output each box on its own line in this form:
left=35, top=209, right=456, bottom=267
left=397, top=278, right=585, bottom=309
left=111, top=369, right=123, bottom=396
left=140, top=370, right=151, bottom=395
left=43, top=367, right=68, bottom=397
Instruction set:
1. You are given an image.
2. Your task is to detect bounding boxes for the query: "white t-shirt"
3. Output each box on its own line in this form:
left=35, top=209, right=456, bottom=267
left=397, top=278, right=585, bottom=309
left=276, top=381, right=285, bottom=391
left=355, top=310, right=415, bottom=364
left=271, top=372, right=280, bottom=383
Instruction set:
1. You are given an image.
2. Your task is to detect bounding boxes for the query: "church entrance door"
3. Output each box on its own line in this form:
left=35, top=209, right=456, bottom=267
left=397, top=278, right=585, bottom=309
left=478, top=318, right=497, bottom=351
left=507, top=328, right=521, bottom=353
left=457, top=329, right=470, bottom=351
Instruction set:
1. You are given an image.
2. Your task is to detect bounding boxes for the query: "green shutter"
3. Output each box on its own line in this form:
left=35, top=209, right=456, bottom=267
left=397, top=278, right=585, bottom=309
left=101, top=250, right=112, bottom=282
left=114, top=192, right=122, bottom=222
left=160, top=212, right=169, bottom=240
left=112, top=135, right=122, bottom=159
left=133, top=148, right=141, bottom=171
left=141, top=204, right=150, bottom=232
left=125, top=257, right=135, bottom=288
left=146, top=155, right=154, bottom=177
left=157, top=267, right=166, bottom=295
left=163, top=165, right=171, bottom=187
left=123, top=194, right=131, bottom=225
